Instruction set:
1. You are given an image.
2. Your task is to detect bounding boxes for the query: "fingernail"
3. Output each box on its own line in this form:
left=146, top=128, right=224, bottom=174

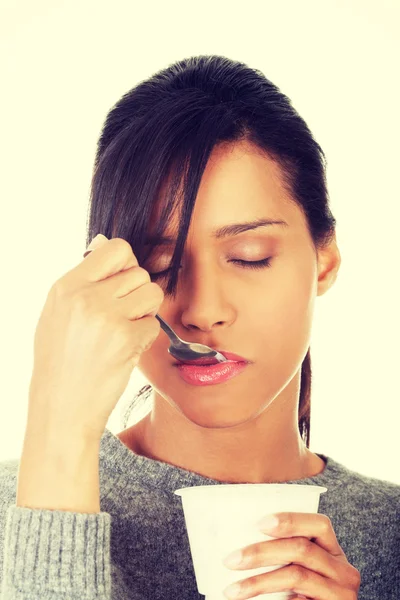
left=84, top=234, right=108, bottom=257
left=256, top=514, right=279, bottom=531
left=223, top=549, right=243, bottom=568
left=223, top=582, right=242, bottom=599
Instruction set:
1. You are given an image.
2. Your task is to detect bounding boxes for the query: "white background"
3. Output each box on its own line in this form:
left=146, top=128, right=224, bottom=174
left=1, top=0, right=399, bottom=484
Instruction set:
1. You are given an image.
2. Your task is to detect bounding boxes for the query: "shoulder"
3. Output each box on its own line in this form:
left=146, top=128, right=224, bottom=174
left=322, top=456, right=399, bottom=548
left=343, top=467, right=400, bottom=526
left=320, top=458, right=399, bottom=593
left=323, top=454, right=400, bottom=504
left=320, top=455, right=399, bottom=539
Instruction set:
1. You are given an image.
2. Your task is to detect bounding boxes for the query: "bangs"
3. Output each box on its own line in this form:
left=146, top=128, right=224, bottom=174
left=130, top=109, right=245, bottom=297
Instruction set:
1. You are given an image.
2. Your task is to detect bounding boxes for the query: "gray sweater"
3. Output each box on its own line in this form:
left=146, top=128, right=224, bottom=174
left=0, top=427, right=399, bottom=599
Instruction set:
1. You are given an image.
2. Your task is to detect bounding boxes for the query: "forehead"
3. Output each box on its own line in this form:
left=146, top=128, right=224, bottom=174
left=148, top=141, right=298, bottom=238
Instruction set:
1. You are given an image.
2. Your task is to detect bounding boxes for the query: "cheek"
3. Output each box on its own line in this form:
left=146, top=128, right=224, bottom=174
left=276, top=270, right=315, bottom=329
left=249, top=262, right=316, bottom=354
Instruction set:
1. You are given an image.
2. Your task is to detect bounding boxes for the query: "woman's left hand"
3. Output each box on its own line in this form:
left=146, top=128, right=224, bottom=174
left=222, top=512, right=361, bottom=599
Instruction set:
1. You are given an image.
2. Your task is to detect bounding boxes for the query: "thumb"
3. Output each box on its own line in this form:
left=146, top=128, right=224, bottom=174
left=83, top=234, right=109, bottom=258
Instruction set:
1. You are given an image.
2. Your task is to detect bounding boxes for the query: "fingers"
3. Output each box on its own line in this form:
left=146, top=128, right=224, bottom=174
left=80, top=237, right=139, bottom=283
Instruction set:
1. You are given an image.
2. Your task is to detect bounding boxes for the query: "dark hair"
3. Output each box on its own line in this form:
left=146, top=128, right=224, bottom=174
left=86, top=55, right=337, bottom=448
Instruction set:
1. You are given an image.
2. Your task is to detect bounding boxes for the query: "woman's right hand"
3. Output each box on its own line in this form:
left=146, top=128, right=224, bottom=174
left=26, top=234, right=164, bottom=443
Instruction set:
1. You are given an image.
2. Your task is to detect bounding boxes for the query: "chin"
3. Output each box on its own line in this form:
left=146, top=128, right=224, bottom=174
left=165, top=393, right=265, bottom=430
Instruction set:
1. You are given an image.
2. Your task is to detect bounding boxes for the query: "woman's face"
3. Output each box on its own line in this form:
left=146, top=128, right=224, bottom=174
left=137, top=141, right=336, bottom=429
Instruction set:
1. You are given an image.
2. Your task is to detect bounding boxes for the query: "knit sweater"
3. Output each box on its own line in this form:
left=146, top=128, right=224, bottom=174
left=0, top=427, right=399, bottom=599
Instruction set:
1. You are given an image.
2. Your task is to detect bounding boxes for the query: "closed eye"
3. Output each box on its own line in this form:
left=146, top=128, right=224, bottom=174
left=149, top=257, right=272, bottom=280
left=230, top=258, right=272, bottom=270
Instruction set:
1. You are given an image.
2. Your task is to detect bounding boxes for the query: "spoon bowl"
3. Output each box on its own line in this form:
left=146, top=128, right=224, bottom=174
left=155, top=315, right=228, bottom=363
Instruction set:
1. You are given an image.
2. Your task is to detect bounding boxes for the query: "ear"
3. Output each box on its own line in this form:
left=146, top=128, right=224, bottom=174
left=316, top=232, right=341, bottom=297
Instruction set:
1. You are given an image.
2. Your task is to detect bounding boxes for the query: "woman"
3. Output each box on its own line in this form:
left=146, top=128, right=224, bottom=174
left=0, top=55, right=398, bottom=600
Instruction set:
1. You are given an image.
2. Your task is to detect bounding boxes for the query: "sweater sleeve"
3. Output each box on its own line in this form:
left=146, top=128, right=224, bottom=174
left=0, top=505, right=111, bottom=600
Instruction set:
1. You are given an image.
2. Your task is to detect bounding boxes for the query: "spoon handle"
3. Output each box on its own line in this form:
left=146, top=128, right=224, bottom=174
left=155, top=314, right=182, bottom=346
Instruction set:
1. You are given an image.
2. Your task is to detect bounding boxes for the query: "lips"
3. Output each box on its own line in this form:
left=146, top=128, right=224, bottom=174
left=175, top=350, right=249, bottom=365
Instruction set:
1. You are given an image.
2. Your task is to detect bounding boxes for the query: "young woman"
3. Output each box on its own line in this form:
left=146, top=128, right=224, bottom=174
left=0, top=55, right=398, bottom=600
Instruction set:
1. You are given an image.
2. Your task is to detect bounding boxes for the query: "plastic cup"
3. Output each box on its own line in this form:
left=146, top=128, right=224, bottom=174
left=175, top=483, right=327, bottom=600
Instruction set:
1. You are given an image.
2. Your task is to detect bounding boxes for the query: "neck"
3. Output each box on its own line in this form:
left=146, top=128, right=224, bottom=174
left=120, top=382, right=325, bottom=483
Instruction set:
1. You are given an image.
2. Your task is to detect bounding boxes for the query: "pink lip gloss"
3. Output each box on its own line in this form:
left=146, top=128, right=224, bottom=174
left=175, top=361, right=249, bottom=386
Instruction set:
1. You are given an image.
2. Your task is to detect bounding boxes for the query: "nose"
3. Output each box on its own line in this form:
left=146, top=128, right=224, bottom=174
left=179, top=267, right=236, bottom=333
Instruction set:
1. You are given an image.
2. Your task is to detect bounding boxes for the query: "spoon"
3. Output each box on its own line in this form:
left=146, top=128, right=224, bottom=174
left=155, top=314, right=228, bottom=363
left=83, top=248, right=227, bottom=364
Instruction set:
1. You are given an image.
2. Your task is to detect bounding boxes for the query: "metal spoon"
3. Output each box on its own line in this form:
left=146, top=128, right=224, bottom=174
left=155, top=314, right=228, bottom=363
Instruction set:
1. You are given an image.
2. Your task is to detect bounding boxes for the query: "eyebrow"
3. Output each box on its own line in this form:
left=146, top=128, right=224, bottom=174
left=145, top=218, right=289, bottom=246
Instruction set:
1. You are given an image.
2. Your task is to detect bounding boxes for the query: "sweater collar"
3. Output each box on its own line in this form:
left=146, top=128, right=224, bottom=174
left=99, top=427, right=346, bottom=499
